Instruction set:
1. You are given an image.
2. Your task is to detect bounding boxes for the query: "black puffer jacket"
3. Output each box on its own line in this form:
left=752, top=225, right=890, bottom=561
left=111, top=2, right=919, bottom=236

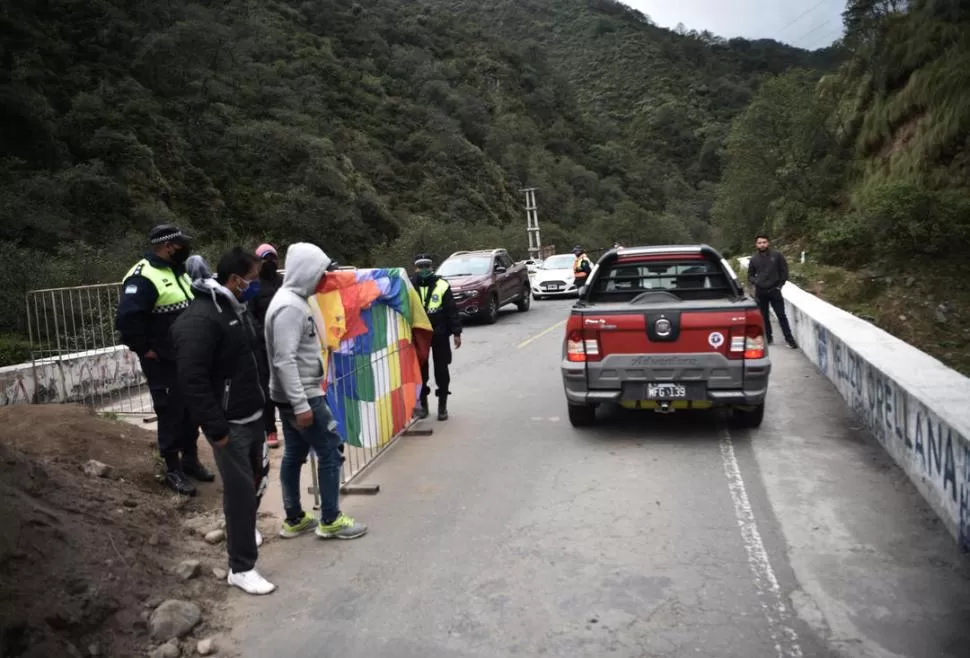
left=172, top=280, right=267, bottom=442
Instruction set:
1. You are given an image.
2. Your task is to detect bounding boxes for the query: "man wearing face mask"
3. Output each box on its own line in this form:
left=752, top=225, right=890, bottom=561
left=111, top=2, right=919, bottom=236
left=116, top=224, right=213, bottom=495
left=172, top=247, right=276, bottom=595
left=410, top=253, right=462, bottom=421
left=249, top=244, right=284, bottom=448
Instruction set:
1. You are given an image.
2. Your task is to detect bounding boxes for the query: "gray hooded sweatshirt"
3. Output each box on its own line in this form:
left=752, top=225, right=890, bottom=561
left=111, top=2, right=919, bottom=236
left=264, top=243, right=332, bottom=414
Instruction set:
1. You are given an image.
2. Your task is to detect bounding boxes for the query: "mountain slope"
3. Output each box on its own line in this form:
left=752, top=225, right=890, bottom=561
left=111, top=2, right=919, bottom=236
left=711, top=0, right=970, bottom=373
left=0, top=0, right=837, bottom=352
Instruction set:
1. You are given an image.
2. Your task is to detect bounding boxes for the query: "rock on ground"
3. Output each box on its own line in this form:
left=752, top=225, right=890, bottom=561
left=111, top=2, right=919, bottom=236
left=149, top=639, right=181, bottom=658
left=82, top=459, right=112, bottom=478
left=175, top=560, right=201, bottom=581
left=203, top=529, right=225, bottom=545
left=197, top=637, right=216, bottom=655
left=149, top=600, right=201, bottom=641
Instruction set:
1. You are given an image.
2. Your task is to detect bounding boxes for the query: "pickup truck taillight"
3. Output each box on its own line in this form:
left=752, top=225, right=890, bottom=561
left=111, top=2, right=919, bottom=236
left=565, top=316, right=601, bottom=362
left=728, top=325, right=766, bottom=359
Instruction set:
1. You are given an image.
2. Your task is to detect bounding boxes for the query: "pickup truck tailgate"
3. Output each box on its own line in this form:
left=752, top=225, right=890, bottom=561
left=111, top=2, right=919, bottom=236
left=571, top=304, right=761, bottom=393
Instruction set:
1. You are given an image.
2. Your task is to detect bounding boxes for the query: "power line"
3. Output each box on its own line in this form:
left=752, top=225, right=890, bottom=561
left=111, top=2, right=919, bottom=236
left=775, top=0, right=831, bottom=35
left=792, top=18, right=836, bottom=45
left=748, top=0, right=829, bottom=38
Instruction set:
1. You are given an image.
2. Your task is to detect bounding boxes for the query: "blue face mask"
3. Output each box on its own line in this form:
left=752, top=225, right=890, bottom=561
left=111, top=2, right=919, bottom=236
left=239, top=278, right=261, bottom=302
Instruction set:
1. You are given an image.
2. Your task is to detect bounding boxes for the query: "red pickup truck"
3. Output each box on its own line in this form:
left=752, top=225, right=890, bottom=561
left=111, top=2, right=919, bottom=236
left=436, top=249, right=532, bottom=324
left=560, top=244, right=771, bottom=428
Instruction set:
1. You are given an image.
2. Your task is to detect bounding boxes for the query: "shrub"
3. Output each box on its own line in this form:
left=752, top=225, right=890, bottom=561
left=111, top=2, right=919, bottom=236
left=0, top=334, right=33, bottom=367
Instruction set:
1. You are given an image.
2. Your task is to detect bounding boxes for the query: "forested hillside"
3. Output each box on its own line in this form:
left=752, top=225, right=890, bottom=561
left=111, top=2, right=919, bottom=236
left=712, top=0, right=970, bottom=372
left=0, top=0, right=834, bottom=360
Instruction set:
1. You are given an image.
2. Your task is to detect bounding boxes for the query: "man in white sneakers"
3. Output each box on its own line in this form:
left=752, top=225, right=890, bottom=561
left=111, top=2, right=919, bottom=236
left=264, top=243, right=368, bottom=541
left=173, top=249, right=275, bottom=595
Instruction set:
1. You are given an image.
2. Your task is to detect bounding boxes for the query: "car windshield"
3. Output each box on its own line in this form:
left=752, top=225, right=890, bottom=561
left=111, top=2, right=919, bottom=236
left=542, top=255, right=574, bottom=270
left=588, top=257, right=733, bottom=303
left=437, top=256, right=492, bottom=277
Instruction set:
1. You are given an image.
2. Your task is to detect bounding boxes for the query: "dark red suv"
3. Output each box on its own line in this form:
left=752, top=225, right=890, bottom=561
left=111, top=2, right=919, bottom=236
left=436, top=249, right=532, bottom=324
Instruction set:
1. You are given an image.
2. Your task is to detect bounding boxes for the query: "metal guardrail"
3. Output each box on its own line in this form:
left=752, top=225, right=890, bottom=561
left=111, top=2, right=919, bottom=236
left=23, top=275, right=428, bottom=497
left=25, top=283, right=153, bottom=414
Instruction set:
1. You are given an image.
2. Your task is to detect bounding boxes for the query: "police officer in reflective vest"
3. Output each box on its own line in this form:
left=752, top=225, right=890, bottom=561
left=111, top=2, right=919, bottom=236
left=573, top=245, right=593, bottom=285
left=411, top=254, right=462, bottom=421
left=115, top=224, right=214, bottom=495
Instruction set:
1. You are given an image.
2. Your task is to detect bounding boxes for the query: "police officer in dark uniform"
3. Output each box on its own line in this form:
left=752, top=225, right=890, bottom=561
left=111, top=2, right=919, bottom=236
left=410, top=254, right=462, bottom=421
left=115, top=224, right=214, bottom=495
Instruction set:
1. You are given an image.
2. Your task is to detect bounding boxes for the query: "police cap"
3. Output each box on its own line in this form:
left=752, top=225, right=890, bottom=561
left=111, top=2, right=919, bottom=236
left=148, top=224, right=191, bottom=246
left=414, top=253, right=434, bottom=267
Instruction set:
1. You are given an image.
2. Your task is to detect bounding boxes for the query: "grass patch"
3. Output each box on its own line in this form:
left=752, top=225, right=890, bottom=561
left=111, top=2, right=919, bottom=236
left=788, top=259, right=970, bottom=376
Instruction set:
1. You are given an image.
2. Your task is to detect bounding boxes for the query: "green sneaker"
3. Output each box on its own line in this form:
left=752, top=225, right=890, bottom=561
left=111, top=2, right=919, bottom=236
left=279, top=512, right=317, bottom=538
left=315, top=513, right=368, bottom=540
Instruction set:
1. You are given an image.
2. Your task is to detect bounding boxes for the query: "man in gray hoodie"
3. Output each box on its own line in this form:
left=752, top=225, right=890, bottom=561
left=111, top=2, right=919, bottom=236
left=264, top=243, right=368, bottom=540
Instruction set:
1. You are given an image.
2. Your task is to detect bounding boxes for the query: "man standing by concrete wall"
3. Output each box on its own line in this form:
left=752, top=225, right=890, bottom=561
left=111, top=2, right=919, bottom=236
left=748, top=234, right=798, bottom=350
left=115, top=224, right=214, bottom=495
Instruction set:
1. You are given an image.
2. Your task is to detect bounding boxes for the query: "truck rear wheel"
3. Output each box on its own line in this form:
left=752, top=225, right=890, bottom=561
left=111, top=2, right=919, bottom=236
left=568, top=403, right=596, bottom=427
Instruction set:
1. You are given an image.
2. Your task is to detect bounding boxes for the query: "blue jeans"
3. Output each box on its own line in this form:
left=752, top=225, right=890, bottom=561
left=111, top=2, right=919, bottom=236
left=279, top=396, right=344, bottom=526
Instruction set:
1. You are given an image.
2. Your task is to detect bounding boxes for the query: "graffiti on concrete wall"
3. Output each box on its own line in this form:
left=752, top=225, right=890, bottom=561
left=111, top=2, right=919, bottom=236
left=64, top=348, right=143, bottom=402
left=0, top=346, right=145, bottom=408
left=786, top=298, right=970, bottom=550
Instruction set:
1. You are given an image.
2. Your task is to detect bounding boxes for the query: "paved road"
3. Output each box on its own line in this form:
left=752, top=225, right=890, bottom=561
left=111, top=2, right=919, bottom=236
left=228, top=298, right=970, bottom=658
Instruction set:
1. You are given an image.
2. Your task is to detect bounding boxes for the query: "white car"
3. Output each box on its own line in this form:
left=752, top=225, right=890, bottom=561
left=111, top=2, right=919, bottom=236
left=531, top=253, right=581, bottom=299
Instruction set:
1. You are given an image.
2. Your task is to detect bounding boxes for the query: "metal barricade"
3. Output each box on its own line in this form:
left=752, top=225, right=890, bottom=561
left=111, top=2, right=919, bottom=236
left=25, top=283, right=153, bottom=415
left=306, top=317, right=433, bottom=504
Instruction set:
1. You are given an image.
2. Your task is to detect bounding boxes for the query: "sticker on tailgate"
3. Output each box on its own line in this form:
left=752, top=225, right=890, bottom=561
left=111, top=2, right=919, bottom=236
left=708, top=331, right=724, bottom=348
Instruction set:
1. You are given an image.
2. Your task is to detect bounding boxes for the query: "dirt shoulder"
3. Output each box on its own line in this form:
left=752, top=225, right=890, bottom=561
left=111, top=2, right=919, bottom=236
left=0, top=405, right=239, bottom=658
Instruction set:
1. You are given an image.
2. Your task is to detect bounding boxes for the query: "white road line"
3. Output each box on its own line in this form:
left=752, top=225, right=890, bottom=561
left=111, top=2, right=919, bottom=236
left=720, top=429, right=803, bottom=658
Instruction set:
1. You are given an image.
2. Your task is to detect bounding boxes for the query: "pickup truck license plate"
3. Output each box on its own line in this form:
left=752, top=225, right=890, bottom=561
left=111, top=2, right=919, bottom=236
left=646, top=382, right=687, bottom=399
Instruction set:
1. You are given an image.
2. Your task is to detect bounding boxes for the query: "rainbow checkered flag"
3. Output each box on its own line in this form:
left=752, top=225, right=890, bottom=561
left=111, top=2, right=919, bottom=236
left=310, top=268, right=433, bottom=448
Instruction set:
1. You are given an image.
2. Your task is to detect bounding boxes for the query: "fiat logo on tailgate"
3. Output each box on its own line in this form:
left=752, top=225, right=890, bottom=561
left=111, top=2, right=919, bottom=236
left=655, top=318, right=672, bottom=336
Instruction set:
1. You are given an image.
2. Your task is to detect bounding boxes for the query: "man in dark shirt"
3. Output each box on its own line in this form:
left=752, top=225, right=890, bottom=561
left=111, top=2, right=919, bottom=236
left=747, top=234, right=798, bottom=349
left=249, top=243, right=284, bottom=448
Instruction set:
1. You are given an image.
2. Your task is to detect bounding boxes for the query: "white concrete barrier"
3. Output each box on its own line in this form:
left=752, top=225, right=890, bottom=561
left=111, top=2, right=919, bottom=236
left=782, top=282, right=970, bottom=550
left=0, top=345, right=145, bottom=406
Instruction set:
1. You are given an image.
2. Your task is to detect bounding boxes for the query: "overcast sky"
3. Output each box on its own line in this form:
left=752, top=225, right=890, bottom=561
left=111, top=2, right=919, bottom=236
left=624, top=0, right=847, bottom=50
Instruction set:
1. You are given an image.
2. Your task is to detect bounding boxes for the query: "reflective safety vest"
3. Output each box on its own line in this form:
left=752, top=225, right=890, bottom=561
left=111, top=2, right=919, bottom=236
left=418, top=278, right=450, bottom=314
left=573, top=255, right=592, bottom=277
left=124, top=259, right=194, bottom=314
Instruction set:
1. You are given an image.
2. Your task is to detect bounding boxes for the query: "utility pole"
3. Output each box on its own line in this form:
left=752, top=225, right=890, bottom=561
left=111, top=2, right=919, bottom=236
left=521, top=187, right=541, bottom=261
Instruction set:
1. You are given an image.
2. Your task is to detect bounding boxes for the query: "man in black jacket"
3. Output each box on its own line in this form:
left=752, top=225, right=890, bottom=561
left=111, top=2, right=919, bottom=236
left=410, top=253, right=462, bottom=421
left=172, top=248, right=276, bottom=596
left=249, top=243, right=284, bottom=448
left=748, top=234, right=798, bottom=349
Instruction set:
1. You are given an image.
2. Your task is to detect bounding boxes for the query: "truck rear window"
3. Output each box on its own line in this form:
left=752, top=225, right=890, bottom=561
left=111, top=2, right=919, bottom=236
left=588, top=257, right=733, bottom=303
